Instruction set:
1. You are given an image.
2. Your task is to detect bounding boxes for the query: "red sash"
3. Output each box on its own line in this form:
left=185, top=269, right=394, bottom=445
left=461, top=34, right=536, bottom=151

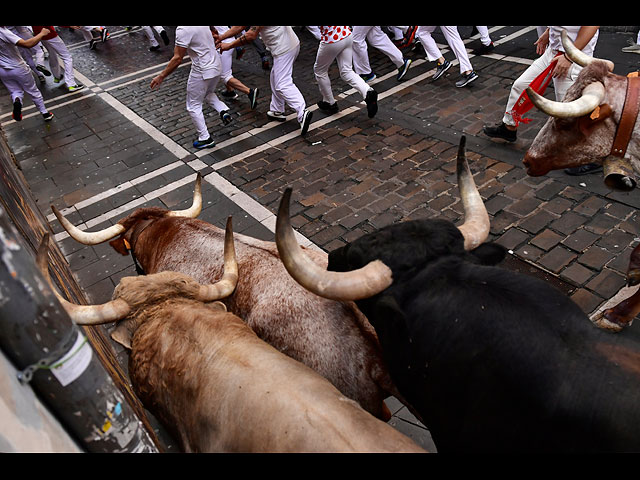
left=509, top=52, right=562, bottom=127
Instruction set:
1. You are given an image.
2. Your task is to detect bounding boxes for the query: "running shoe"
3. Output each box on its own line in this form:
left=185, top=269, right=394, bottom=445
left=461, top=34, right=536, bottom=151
left=299, top=109, right=313, bottom=135
left=36, top=64, right=51, bottom=76
left=160, top=30, right=170, bottom=46
left=247, top=88, right=259, bottom=109
left=360, top=72, right=376, bottom=82
left=267, top=111, right=287, bottom=122
left=472, top=42, right=495, bottom=55
left=193, top=137, right=214, bottom=149
left=220, top=110, right=233, bottom=125
left=67, top=84, right=85, bottom=92
left=12, top=99, right=22, bottom=121
left=483, top=122, right=517, bottom=142
left=365, top=89, right=378, bottom=118
left=456, top=70, right=479, bottom=88
left=432, top=60, right=452, bottom=81
left=42, top=112, right=54, bottom=122
left=317, top=100, right=339, bottom=114
left=396, top=58, right=412, bottom=81
left=101, top=28, right=109, bottom=42
left=221, top=90, right=239, bottom=100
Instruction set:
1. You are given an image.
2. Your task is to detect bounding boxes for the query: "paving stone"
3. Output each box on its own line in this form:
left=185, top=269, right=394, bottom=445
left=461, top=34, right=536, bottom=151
left=538, top=246, right=577, bottom=274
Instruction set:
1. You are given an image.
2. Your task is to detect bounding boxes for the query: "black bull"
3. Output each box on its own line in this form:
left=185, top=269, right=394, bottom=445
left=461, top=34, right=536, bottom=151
left=276, top=137, right=640, bottom=453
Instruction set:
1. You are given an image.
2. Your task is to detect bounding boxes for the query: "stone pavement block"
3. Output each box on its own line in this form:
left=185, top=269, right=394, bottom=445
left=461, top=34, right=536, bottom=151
left=550, top=211, right=588, bottom=235
left=538, top=246, right=577, bottom=274
left=561, top=229, right=600, bottom=252
left=578, top=245, right=617, bottom=270
left=560, top=263, right=596, bottom=286
left=586, top=269, right=627, bottom=298
left=531, top=229, right=564, bottom=251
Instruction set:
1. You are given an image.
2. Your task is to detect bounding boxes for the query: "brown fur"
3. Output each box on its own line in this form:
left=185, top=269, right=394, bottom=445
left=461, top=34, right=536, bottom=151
left=523, top=62, right=636, bottom=176
left=117, top=272, right=425, bottom=453
left=109, top=210, right=399, bottom=420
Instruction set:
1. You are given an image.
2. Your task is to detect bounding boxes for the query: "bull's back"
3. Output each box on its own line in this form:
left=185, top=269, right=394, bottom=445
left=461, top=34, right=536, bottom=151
left=130, top=304, right=424, bottom=453
left=138, top=220, right=395, bottom=419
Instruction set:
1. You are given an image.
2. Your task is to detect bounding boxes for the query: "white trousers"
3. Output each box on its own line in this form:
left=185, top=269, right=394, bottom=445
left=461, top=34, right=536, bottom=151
left=351, top=26, right=404, bottom=75
left=314, top=35, right=370, bottom=104
left=0, top=64, right=47, bottom=113
left=186, top=70, right=228, bottom=141
left=79, top=26, right=104, bottom=42
left=142, top=26, right=164, bottom=48
left=502, top=46, right=582, bottom=126
left=475, top=26, right=492, bottom=46
left=270, top=44, right=306, bottom=121
left=42, top=36, right=78, bottom=87
left=416, top=26, right=472, bottom=74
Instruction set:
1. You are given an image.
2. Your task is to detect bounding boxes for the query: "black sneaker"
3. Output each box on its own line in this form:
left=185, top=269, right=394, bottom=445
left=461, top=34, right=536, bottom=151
left=89, top=39, right=97, bottom=50
left=267, top=110, right=287, bottom=122
left=220, top=110, right=233, bottom=125
left=365, top=89, right=378, bottom=118
left=483, top=122, right=517, bottom=142
left=42, top=112, right=54, bottom=122
left=36, top=64, right=51, bottom=76
left=396, top=58, right=412, bottom=81
left=247, top=88, right=259, bottom=109
left=317, top=100, right=339, bottom=114
left=300, top=109, right=313, bottom=135
left=564, top=163, right=603, bottom=176
left=432, top=59, right=452, bottom=81
left=101, top=28, right=109, bottom=42
left=221, top=90, right=238, bottom=100
left=12, top=98, right=22, bottom=121
left=149, top=45, right=161, bottom=52
left=456, top=70, right=478, bottom=88
left=472, top=42, right=495, bottom=55
left=160, top=30, right=170, bottom=46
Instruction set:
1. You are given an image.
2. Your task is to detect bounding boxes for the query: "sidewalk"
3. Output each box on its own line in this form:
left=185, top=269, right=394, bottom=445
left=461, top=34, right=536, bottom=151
left=2, top=26, right=640, bottom=452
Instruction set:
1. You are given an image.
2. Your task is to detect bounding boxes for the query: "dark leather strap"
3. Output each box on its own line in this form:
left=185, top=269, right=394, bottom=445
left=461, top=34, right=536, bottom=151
left=611, top=76, right=640, bottom=158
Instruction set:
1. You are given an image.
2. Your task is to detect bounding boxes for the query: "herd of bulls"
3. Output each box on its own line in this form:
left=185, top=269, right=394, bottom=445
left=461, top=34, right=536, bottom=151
left=37, top=32, right=640, bottom=453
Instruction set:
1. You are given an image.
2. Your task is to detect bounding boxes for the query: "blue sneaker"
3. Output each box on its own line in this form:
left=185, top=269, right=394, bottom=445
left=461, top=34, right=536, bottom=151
left=193, top=137, right=214, bottom=149
left=360, top=72, right=376, bottom=82
left=220, top=110, right=232, bottom=125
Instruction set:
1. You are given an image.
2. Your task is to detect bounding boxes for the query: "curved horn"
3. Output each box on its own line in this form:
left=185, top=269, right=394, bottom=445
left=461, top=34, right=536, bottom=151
left=52, top=205, right=126, bottom=245
left=526, top=81, right=605, bottom=118
left=561, top=29, right=614, bottom=72
left=167, top=173, right=202, bottom=218
left=37, top=234, right=131, bottom=325
left=456, top=136, right=490, bottom=250
left=196, top=216, right=239, bottom=301
left=275, top=189, right=393, bottom=301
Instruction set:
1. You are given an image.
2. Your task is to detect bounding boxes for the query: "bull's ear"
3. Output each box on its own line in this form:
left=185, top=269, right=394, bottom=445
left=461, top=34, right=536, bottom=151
left=469, top=242, right=506, bottom=265
left=578, top=104, right=613, bottom=136
left=109, top=236, right=130, bottom=256
left=110, top=323, right=133, bottom=349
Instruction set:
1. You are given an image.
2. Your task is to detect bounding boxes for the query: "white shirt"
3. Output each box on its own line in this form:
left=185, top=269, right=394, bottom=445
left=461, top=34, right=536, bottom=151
left=258, top=26, right=299, bottom=57
left=175, top=26, right=221, bottom=79
left=0, top=27, right=28, bottom=70
left=549, top=26, right=599, bottom=57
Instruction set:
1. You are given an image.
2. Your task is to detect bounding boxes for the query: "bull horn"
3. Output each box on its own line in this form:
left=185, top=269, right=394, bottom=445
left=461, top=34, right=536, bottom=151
left=526, top=81, right=605, bottom=118
left=561, top=29, right=614, bottom=72
left=456, top=136, right=490, bottom=250
left=196, top=216, right=239, bottom=301
left=37, top=234, right=131, bottom=325
left=52, top=205, right=126, bottom=245
left=275, top=189, right=393, bottom=301
left=53, top=174, right=202, bottom=245
left=167, top=173, right=202, bottom=218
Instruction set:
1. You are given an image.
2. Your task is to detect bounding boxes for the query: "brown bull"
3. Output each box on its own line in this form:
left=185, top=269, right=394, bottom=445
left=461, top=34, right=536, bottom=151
left=523, top=30, right=639, bottom=187
left=52, top=176, right=399, bottom=420
left=523, top=30, right=640, bottom=331
left=36, top=227, right=425, bottom=453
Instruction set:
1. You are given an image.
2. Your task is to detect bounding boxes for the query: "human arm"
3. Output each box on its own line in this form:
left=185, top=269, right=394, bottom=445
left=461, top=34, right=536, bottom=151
left=150, top=45, right=187, bottom=89
left=16, top=27, right=49, bottom=48
left=216, top=26, right=261, bottom=52
left=553, top=26, right=599, bottom=79
left=534, top=28, right=549, bottom=55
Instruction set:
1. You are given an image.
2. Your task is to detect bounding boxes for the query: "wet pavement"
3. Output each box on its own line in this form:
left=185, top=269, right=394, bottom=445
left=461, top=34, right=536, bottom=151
left=2, top=25, right=640, bottom=452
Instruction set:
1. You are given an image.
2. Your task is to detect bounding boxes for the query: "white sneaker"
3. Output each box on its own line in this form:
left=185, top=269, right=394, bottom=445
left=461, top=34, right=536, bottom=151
left=267, top=110, right=287, bottom=122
